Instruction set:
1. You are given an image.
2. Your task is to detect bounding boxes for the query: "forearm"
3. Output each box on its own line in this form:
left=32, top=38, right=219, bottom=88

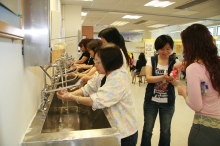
left=146, top=75, right=165, bottom=83
left=82, top=65, right=92, bottom=69
left=170, top=73, right=180, bottom=86
left=170, top=79, right=180, bottom=86
left=82, top=69, right=89, bottom=74
left=68, top=93, right=93, bottom=106
left=70, top=88, right=84, bottom=96
left=75, top=60, right=84, bottom=64
left=87, top=68, right=96, bottom=76
left=181, top=93, right=201, bottom=112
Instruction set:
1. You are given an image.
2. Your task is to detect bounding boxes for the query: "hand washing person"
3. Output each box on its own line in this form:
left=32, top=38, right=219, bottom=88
left=70, top=39, right=103, bottom=87
left=57, top=43, right=138, bottom=146
left=177, top=24, right=220, bottom=146
left=74, top=38, right=92, bottom=64
left=98, top=27, right=130, bottom=71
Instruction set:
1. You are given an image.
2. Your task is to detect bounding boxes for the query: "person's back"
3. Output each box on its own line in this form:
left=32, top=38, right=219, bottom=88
left=186, top=63, right=220, bottom=118
left=177, top=23, right=220, bottom=146
left=135, top=59, right=146, bottom=72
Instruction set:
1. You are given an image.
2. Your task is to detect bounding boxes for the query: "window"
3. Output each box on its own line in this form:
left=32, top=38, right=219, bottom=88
left=217, top=26, right=220, bottom=36
left=208, top=27, right=214, bottom=36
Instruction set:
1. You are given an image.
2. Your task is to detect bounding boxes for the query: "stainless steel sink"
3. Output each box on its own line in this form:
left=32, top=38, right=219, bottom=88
left=22, top=92, right=120, bottom=146
left=41, top=106, right=111, bottom=133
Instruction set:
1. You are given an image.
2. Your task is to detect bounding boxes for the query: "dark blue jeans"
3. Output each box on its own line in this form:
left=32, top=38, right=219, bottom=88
left=141, top=101, right=174, bottom=146
left=121, top=131, right=138, bottom=146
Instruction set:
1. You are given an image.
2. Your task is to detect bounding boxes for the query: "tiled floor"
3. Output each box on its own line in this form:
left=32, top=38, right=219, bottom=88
left=131, top=79, right=194, bottom=146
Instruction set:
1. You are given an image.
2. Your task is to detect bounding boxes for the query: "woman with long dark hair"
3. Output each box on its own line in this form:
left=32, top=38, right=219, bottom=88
left=177, top=24, right=220, bottom=146
left=75, top=38, right=92, bottom=64
left=98, top=27, right=130, bottom=69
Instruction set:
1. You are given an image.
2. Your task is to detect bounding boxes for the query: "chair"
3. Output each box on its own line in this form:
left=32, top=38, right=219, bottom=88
left=134, top=66, right=146, bottom=86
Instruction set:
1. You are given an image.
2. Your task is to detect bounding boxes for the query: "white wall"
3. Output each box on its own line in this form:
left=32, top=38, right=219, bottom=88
left=143, top=31, right=151, bottom=39
left=0, top=38, right=44, bottom=146
left=50, top=0, right=62, bottom=48
left=62, top=5, right=82, bottom=60
left=150, top=25, right=182, bottom=39
left=0, top=1, right=64, bottom=145
left=50, top=0, right=61, bottom=12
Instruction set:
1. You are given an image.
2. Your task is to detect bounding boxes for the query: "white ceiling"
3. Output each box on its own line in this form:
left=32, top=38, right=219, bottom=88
left=61, top=0, right=220, bottom=33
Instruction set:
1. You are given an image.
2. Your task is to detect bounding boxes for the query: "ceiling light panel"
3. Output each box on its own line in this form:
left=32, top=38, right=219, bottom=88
left=110, top=21, right=129, bottom=26
left=122, top=15, right=142, bottom=19
left=131, top=30, right=145, bottom=32
left=81, top=12, right=87, bottom=16
left=144, top=0, right=175, bottom=8
left=170, top=30, right=183, bottom=33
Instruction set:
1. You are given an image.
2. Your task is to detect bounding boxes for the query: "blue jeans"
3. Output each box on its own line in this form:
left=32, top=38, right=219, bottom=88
left=121, top=131, right=138, bottom=146
left=141, top=101, right=174, bottom=146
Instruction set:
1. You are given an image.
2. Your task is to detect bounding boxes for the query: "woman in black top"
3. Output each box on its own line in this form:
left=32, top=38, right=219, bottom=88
left=75, top=38, right=92, bottom=64
left=131, top=52, right=147, bottom=83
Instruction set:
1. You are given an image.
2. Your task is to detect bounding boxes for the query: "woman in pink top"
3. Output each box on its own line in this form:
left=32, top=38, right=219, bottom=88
left=177, top=24, right=220, bottom=146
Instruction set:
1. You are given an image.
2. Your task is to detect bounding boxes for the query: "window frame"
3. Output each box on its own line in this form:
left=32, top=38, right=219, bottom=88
left=216, top=26, right=220, bottom=36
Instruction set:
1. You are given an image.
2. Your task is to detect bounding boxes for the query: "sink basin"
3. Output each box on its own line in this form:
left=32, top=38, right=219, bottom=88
left=22, top=91, right=120, bottom=146
left=41, top=106, right=111, bottom=133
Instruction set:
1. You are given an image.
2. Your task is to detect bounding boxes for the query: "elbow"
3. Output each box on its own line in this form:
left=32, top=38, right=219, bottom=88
left=188, top=104, right=202, bottom=112
left=193, top=106, right=202, bottom=113
left=146, top=77, right=151, bottom=83
left=194, top=107, right=202, bottom=112
left=78, top=60, right=84, bottom=64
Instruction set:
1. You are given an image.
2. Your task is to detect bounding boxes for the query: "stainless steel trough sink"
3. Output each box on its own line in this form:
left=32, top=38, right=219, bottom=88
left=22, top=92, right=120, bottom=146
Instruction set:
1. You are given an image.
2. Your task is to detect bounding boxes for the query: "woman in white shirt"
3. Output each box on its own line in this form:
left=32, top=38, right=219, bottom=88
left=140, top=35, right=179, bottom=146
left=98, top=27, right=130, bottom=72
left=57, top=43, right=138, bottom=146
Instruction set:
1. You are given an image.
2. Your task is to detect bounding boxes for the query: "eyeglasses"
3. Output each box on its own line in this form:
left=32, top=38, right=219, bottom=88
left=93, top=59, right=101, bottom=65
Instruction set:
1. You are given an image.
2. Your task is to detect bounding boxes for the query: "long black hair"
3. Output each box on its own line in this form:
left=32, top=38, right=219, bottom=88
left=98, top=27, right=130, bottom=64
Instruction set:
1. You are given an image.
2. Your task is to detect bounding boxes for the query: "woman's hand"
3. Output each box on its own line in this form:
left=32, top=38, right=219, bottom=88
left=56, top=89, right=71, bottom=101
left=178, top=85, right=187, bottom=99
left=163, top=74, right=173, bottom=82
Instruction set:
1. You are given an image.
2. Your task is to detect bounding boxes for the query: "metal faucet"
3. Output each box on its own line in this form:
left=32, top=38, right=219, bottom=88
left=39, top=52, right=80, bottom=115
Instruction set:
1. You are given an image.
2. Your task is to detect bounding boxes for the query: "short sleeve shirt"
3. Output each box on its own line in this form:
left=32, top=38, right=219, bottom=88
left=146, top=57, right=169, bottom=103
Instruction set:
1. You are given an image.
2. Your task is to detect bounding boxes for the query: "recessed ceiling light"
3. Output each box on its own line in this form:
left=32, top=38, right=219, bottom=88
left=147, top=24, right=169, bottom=28
left=110, top=21, right=129, bottom=26
left=131, top=30, right=145, bottom=32
left=81, top=12, right=87, bottom=16
left=144, top=0, right=175, bottom=8
left=122, top=15, right=142, bottom=19
left=170, top=30, right=183, bottom=33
